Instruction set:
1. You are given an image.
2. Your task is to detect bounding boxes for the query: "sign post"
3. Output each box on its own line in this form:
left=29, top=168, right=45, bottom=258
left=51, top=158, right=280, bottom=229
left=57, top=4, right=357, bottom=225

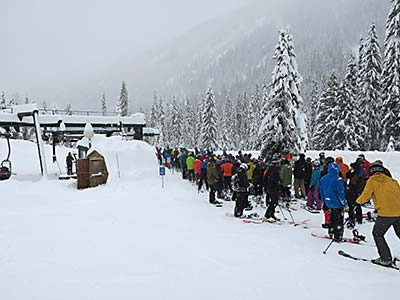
left=159, top=166, right=166, bottom=188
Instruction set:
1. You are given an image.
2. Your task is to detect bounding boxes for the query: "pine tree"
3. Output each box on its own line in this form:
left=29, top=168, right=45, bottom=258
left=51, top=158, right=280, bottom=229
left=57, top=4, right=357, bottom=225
left=117, top=81, right=128, bottom=116
left=313, top=72, right=340, bottom=150
left=42, top=101, right=48, bottom=113
left=25, top=97, right=29, bottom=104
left=307, top=78, right=320, bottom=147
left=182, top=97, right=196, bottom=148
left=201, top=87, right=219, bottom=150
left=235, top=93, right=247, bottom=150
left=101, top=93, right=107, bottom=116
left=149, top=91, right=159, bottom=128
left=359, top=21, right=383, bottom=150
left=65, top=104, right=72, bottom=115
left=220, top=95, right=234, bottom=150
left=169, top=97, right=183, bottom=147
left=382, top=0, right=400, bottom=148
left=259, top=29, right=306, bottom=157
left=249, top=84, right=263, bottom=150
left=158, top=97, right=166, bottom=146
left=194, top=97, right=203, bottom=148
left=0, top=92, right=6, bottom=109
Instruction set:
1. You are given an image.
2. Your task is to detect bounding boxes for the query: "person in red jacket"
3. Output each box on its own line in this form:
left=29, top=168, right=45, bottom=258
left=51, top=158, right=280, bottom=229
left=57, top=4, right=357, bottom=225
left=281, top=148, right=292, bottom=162
left=358, top=154, right=371, bottom=179
left=194, top=155, right=202, bottom=186
left=220, top=159, right=234, bottom=193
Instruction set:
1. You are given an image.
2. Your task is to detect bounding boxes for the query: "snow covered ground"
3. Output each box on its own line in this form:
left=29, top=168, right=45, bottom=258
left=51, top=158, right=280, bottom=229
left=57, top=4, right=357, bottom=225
left=0, top=138, right=399, bottom=300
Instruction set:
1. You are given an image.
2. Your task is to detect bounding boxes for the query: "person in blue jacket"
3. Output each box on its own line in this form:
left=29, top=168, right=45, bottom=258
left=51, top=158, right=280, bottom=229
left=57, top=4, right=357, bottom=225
left=320, top=162, right=348, bottom=242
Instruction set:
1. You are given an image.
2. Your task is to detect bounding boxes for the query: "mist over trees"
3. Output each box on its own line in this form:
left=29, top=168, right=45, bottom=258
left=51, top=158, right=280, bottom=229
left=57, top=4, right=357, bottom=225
left=145, top=0, right=400, bottom=153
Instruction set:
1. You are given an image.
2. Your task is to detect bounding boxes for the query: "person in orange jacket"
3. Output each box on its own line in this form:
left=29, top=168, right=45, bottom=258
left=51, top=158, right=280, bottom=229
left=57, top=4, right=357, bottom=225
left=220, top=159, right=234, bottom=193
left=335, top=157, right=349, bottom=182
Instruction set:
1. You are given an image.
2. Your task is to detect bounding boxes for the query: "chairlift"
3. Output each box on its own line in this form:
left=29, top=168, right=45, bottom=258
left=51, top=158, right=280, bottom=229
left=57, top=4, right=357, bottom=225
left=0, top=132, right=12, bottom=180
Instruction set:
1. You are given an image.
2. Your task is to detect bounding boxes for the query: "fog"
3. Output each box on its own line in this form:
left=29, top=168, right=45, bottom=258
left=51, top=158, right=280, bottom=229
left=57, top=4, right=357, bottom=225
left=0, top=0, right=248, bottom=108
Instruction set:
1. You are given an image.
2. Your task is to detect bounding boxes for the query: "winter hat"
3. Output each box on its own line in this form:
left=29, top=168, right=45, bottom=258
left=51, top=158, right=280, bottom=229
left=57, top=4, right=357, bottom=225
left=313, top=160, right=321, bottom=167
left=358, top=154, right=366, bottom=159
left=319, top=152, right=325, bottom=158
left=369, top=161, right=385, bottom=175
left=282, top=148, right=289, bottom=154
left=239, top=163, right=249, bottom=171
left=335, top=157, right=343, bottom=163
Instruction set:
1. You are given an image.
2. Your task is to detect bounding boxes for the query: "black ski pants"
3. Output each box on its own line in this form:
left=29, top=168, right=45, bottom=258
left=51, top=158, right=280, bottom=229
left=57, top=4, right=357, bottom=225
left=264, top=193, right=279, bottom=219
left=209, top=184, right=217, bottom=204
left=234, top=192, right=248, bottom=217
left=329, top=208, right=344, bottom=241
left=373, top=216, right=400, bottom=260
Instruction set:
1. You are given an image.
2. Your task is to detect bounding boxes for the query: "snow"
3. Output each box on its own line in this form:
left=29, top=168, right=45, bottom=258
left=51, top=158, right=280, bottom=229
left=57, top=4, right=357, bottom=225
left=0, top=138, right=399, bottom=299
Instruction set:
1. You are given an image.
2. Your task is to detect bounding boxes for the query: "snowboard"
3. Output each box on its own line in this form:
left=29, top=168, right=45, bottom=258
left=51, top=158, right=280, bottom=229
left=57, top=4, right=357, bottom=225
left=338, top=250, right=400, bottom=271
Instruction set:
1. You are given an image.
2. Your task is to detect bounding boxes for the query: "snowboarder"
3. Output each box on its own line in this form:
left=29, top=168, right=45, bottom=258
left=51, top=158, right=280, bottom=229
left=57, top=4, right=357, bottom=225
left=233, top=163, right=250, bottom=217
left=320, top=162, right=348, bottom=242
left=356, top=161, right=400, bottom=267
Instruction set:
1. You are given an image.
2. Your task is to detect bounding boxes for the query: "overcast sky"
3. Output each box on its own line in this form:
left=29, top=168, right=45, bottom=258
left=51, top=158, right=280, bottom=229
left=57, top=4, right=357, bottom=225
left=0, top=0, right=248, bottom=104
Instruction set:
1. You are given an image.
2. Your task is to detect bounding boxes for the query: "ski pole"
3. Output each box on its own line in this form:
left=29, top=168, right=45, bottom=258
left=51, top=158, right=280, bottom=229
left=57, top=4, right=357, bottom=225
left=287, top=208, right=297, bottom=226
left=323, top=239, right=335, bottom=254
left=277, top=203, right=288, bottom=221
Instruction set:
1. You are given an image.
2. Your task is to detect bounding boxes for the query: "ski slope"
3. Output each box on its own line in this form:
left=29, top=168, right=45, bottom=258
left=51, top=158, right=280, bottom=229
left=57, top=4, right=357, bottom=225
left=0, top=138, right=399, bottom=300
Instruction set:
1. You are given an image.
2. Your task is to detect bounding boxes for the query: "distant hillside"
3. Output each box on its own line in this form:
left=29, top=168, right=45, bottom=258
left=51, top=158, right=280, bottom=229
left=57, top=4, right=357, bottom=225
left=128, top=0, right=388, bottom=107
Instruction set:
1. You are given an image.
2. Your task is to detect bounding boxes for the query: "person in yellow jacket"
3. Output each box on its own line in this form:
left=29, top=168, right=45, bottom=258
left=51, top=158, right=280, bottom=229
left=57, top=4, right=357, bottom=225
left=356, top=161, right=400, bottom=267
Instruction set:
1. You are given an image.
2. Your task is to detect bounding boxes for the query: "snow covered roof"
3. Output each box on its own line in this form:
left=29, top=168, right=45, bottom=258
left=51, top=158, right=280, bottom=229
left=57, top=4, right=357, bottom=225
left=0, top=110, right=146, bottom=127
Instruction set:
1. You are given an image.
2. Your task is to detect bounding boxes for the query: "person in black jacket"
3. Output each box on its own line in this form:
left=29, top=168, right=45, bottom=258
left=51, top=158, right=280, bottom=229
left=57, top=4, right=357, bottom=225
left=264, top=159, right=281, bottom=222
left=234, top=163, right=250, bottom=217
left=304, top=157, right=313, bottom=196
left=294, top=153, right=307, bottom=199
left=66, top=152, right=75, bottom=175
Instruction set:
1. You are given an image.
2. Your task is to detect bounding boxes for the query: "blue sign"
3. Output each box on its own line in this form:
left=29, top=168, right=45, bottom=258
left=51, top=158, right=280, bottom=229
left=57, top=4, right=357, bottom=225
left=159, top=166, right=166, bottom=176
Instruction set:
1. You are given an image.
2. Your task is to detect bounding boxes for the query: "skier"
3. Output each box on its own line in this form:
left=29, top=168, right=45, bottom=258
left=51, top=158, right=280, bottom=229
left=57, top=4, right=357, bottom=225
left=358, top=154, right=371, bottom=180
left=319, top=152, right=326, bottom=166
left=66, top=152, right=75, bottom=175
left=263, top=159, right=281, bottom=222
left=306, top=160, right=322, bottom=210
left=252, top=160, right=265, bottom=204
left=220, top=158, right=234, bottom=193
left=335, top=157, right=349, bottom=182
left=304, top=157, right=313, bottom=196
left=356, top=161, right=400, bottom=267
left=293, top=153, right=307, bottom=199
left=186, top=152, right=195, bottom=182
left=320, top=162, right=348, bottom=242
left=279, top=157, right=293, bottom=207
left=281, top=148, right=291, bottom=161
left=179, top=150, right=188, bottom=180
left=233, top=163, right=250, bottom=217
left=346, top=159, right=365, bottom=225
left=193, top=155, right=202, bottom=186
left=207, top=157, right=221, bottom=205
left=198, top=159, right=208, bottom=192
left=320, top=156, right=335, bottom=228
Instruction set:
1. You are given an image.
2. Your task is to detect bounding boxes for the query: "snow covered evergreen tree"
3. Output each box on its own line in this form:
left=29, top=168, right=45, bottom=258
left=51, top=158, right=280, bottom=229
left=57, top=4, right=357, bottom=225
left=157, top=97, right=166, bottom=146
left=168, top=97, right=183, bottom=147
left=101, top=93, right=107, bottom=116
left=313, top=72, right=340, bottom=150
left=259, top=29, right=306, bottom=157
left=182, top=97, right=196, bottom=148
left=359, top=21, right=383, bottom=150
left=249, top=84, right=263, bottom=150
left=194, top=98, right=203, bottom=147
left=307, top=78, right=320, bottom=147
left=220, top=95, right=234, bottom=150
left=200, top=87, right=219, bottom=150
left=1, top=92, right=6, bottom=109
left=117, top=81, right=128, bottom=117
left=65, top=104, right=72, bottom=115
left=382, top=0, right=400, bottom=148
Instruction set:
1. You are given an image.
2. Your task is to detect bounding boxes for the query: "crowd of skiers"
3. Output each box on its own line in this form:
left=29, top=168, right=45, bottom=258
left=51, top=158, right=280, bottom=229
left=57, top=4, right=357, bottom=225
left=156, top=146, right=400, bottom=268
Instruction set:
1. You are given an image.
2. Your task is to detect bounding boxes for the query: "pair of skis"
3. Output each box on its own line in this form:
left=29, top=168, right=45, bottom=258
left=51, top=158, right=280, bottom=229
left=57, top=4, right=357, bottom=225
left=338, top=250, right=399, bottom=271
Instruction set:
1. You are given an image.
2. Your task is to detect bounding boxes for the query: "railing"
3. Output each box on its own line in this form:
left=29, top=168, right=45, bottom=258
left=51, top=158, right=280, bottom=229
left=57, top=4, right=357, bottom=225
left=1, top=107, right=132, bottom=117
